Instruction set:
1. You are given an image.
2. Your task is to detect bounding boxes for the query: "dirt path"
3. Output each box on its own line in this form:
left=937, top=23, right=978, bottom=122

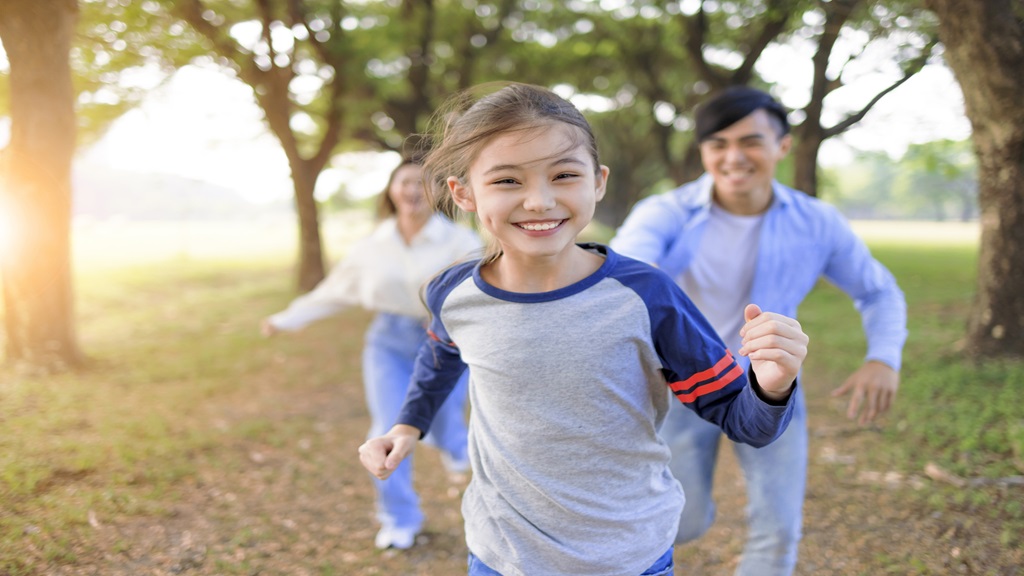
left=49, top=313, right=1020, bottom=576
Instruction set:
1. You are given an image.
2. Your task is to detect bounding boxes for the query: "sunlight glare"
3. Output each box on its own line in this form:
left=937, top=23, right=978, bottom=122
left=78, top=66, right=294, bottom=205
left=0, top=195, right=18, bottom=261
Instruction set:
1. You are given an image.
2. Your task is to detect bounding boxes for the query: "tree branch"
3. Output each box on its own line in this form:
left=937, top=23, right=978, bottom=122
left=825, top=36, right=938, bottom=137
left=732, top=0, right=793, bottom=85
left=680, top=1, right=725, bottom=87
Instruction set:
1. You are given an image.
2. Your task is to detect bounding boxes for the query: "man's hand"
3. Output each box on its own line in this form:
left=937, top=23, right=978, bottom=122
left=358, top=424, right=422, bottom=480
left=738, top=304, right=809, bottom=401
left=831, top=361, right=899, bottom=425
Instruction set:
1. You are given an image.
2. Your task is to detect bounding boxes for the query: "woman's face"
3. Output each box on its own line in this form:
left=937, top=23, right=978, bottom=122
left=387, top=164, right=430, bottom=219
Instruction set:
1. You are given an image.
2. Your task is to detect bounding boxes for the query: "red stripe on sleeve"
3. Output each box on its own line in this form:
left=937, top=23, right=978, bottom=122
left=427, top=330, right=457, bottom=347
left=673, top=364, right=744, bottom=403
left=669, top=351, right=736, bottom=393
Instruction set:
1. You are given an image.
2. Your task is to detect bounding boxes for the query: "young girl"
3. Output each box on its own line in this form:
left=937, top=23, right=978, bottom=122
left=358, top=84, right=808, bottom=576
left=262, top=158, right=481, bottom=550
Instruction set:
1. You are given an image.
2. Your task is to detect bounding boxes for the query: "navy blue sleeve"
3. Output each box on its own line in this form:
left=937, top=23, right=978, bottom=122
left=612, top=255, right=795, bottom=447
left=394, top=262, right=474, bottom=437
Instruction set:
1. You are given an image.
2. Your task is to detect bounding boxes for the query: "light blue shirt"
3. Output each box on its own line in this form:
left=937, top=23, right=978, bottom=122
left=610, top=174, right=907, bottom=371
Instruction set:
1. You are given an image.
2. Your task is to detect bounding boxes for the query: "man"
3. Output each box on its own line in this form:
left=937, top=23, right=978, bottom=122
left=610, top=86, right=907, bottom=576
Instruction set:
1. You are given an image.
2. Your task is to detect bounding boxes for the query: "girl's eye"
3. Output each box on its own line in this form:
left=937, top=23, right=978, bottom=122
left=492, top=177, right=518, bottom=185
left=554, top=172, right=578, bottom=180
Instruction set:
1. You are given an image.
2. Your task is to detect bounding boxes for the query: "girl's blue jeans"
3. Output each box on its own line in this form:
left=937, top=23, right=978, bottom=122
left=363, top=313, right=469, bottom=533
left=467, top=547, right=674, bottom=575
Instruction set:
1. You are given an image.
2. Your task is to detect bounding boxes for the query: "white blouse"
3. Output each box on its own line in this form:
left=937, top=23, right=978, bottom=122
left=268, top=215, right=481, bottom=330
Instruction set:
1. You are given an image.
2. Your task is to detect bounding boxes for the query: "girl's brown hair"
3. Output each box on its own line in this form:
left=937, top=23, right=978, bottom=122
left=419, top=82, right=601, bottom=263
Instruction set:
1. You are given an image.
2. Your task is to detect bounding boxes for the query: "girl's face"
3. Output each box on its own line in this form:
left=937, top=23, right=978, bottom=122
left=387, top=164, right=429, bottom=220
left=448, top=123, right=608, bottom=265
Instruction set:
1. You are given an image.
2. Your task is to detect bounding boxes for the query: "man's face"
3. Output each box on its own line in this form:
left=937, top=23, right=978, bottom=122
left=698, top=108, right=791, bottom=215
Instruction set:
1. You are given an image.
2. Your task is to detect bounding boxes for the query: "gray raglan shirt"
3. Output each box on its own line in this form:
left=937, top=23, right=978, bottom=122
left=398, top=244, right=795, bottom=576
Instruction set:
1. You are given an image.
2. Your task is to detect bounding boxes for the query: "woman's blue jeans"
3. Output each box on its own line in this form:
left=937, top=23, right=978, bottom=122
left=467, top=547, right=674, bottom=575
left=362, top=313, right=469, bottom=532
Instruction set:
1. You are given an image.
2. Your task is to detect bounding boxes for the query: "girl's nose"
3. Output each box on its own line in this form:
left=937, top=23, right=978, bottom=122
left=522, top=184, right=556, bottom=211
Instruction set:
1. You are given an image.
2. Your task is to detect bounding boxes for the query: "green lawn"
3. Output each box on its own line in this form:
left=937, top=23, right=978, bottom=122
left=801, top=234, right=1023, bottom=480
left=799, top=226, right=1024, bottom=553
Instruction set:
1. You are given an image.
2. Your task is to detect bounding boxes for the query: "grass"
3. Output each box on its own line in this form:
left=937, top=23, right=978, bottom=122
left=1, top=218, right=1022, bottom=573
left=0, top=256, right=289, bottom=572
left=798, top=229, right=1024, bottom=553
left=801, top=239, right=1024, bottom=477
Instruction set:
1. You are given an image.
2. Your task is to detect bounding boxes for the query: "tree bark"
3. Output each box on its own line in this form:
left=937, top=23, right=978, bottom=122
left=290, top=161, right=325, bottom=292
left=924, top=0, right=1024, bottom=359
left=792, top=0, right=859, bottom=197
left=791, top=130, right=823, bottom=196
left=0, top=0, right=82, bottom=371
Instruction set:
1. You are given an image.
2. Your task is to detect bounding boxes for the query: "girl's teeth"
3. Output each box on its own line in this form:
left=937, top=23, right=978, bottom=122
left=519, top=221, right=560, bottom=231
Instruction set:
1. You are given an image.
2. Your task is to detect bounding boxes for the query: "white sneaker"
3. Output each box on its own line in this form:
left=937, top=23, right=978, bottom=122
left=374, top=526, right=418, bottom=550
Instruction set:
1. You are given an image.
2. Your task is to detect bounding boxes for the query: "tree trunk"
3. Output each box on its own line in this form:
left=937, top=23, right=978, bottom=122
left=250, top=68, right=327, bottom=293
left=291, top=161, right=325, bottom=293
left=925, top=0, right=1024, bottom=359
left=792, top=127, right=823, bottom=196
left=0, top=0, right=82, bottom=372
left=793, top=0, right=859, bottom=198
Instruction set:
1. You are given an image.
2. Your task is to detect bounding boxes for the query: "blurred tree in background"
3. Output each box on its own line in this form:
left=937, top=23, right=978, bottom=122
left=531, top=0, right=936, bottom=202
left=74, top=0, right=942, bottom=286
left=898, top=139, right=977, bottom=221
left=824, top=140, right=976, bottom=220
left=784, top=0, right=936, bottom=196
left=0, top=0, right=81, bottom=373
left=73, top=0, right=207, bottom=144
left=144, top=0, right=561, bottom=290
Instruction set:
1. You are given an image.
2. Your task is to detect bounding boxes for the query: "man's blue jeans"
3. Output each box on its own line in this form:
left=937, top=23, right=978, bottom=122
left=662, top=388, right=807, bottom=576
left=363, top=313, right=469, bottom=533
left=467, top=547, right=674, bottom=575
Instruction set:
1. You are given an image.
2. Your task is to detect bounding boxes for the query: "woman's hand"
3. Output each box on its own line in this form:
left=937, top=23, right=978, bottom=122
left=260, top=318, right=278, bottom=338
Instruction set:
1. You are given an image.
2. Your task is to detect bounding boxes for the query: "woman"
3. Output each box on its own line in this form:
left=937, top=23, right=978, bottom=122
left=263, top=157, right=481, bottom=549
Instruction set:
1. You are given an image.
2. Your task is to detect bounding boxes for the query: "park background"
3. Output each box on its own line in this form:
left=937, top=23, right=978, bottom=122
left=1, top=1, right=1022, bottom=575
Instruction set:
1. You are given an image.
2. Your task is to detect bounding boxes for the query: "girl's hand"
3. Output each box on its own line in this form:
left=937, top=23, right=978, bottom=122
left=358, top=425, right=422, bottom=480
left=737, top=304, right=808, bottom=400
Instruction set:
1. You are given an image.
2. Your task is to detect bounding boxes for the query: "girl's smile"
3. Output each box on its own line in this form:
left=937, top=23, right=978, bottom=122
left=514, top=219, right=566, bottom=233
